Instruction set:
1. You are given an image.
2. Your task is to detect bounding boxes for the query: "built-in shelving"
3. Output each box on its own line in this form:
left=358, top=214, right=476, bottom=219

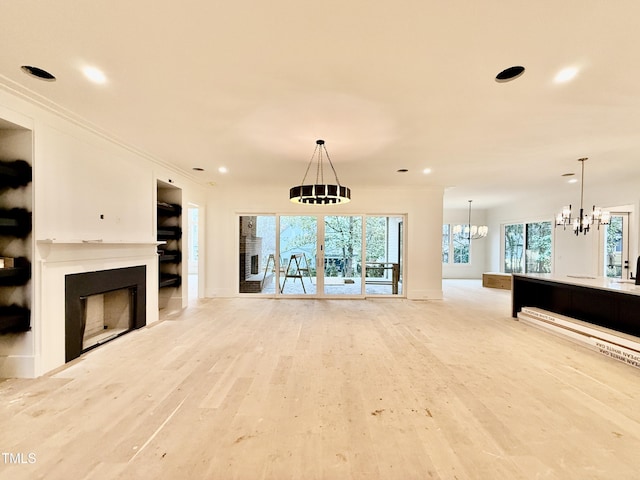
left=0, top=126, right=33, bottom=334
left=0, top=257, right=31, bottom=286
left=0, top=305, right=30, bottom=333
left=159, top=273, right=182, bottom=288
left=0, top=160, right=31, bottom=189
left=157, top=183, right=182, bottom=310
left=157, top=201, right=181, bottom=217
left=0, top=208, right=32, bottom=238
left=157, top=225, right=182, bottom=241
left=158, top=249, right=181, bottom=264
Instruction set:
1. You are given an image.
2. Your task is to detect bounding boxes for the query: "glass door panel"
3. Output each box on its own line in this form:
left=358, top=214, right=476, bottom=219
left=603, top=213, right=629, bottom=279
left=365, top=216, right=403, bottom=295
left=238, top=215, right=276, bottom=294
left=323, top=216, right=363, bottom=295
left=279, top=215, right=317, bottom=295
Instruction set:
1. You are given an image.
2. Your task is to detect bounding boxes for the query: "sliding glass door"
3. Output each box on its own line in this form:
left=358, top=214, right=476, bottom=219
left=239, top=214, right=404, bottom=297
left=323, top=215, right=363, bottom=296
left=365, top=216, right=403, bottom=295
left=279, top=215, right=317, bottom=295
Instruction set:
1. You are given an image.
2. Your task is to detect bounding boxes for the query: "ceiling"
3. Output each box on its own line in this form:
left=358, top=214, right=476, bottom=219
left=1, top=1, right=639, bottom=209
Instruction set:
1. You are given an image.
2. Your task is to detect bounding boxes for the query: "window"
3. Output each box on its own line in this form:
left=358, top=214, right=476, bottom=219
left=525, top=221, right=552, bottom=273
left=504, top=224, right=524, bottom=273
left=442, top=225, right=450, bottom=263
left=442, top=224, right=470, bottom=264
left=504, top=221, right=551, bottom=273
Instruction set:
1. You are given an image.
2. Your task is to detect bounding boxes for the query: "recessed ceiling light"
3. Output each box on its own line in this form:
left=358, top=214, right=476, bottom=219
left=218, top=167, right=228, bottom=174
left=21, top=65, right=56, bottom=81
left=568, top=178, right=578, bottom=184
left=554, top=66, right=579, bottom=84
left=397, top=168, right=408, bottom=173
left=495, top=66, right=525, bottom=83
left=82, top=66, right=107, bottom=84
left=422, top=168, right=432, bottom=175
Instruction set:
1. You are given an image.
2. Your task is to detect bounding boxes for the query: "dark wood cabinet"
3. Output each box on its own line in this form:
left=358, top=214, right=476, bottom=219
left=512, top=274, right=640, bottom=338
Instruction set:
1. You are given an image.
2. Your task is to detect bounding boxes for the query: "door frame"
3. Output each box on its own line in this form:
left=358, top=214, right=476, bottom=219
left=237, top=213, right=406, bottom=298
left=599, top=212, right=630, bottom=279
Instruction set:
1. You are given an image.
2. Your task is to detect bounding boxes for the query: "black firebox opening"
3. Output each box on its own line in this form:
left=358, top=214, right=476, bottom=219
left=65, top=266, right=146, bottom=362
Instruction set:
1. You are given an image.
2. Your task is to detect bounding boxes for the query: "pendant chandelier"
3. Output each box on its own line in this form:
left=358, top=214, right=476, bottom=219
left=453, top=200, right=488, bottom=240
left=555, top=158, right=610, bottom=235
left=289, top=139, right=351, bottom=204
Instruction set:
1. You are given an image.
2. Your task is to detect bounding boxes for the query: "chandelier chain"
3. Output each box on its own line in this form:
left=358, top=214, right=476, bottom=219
left=579, top=158, right=585, bottom=212
left=299, top=143, right=319, bottom=186
left=316, top=144, right=324, bottom=184
left=322, top=146, right=342, bottom=186
left=298, top=142, right=343, bottom=187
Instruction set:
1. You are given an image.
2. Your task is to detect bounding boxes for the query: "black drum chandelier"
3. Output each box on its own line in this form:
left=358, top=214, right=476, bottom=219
left=289, top=139, right=351, bottom=204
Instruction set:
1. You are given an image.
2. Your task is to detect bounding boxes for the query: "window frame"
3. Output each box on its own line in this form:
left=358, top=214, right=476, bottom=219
left=503, top=220, right=553, bottom=274
left=442, top=223, right=471, bottom=265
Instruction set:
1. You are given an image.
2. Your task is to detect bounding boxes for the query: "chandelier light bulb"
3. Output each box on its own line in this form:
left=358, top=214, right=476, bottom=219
left=453, top=200, right=488, bottom=240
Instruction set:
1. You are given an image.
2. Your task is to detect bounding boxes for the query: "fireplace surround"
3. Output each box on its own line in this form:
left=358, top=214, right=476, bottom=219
left=65, top=266, right=146, bottom=362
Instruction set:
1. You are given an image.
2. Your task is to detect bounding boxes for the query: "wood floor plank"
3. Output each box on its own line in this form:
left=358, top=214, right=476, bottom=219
left=2, top=280, right=640, bottom=479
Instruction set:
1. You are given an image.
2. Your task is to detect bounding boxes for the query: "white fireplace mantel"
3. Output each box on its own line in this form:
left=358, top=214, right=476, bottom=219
left=37, top=239, right=163, bottom=244
left=36, top=239, right=162, bottom=263
left=28, top=239, right=161, bottom=377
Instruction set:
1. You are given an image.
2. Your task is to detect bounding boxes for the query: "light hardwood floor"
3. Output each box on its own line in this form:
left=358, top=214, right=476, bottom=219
left=1, top=280, right=639, bottom=479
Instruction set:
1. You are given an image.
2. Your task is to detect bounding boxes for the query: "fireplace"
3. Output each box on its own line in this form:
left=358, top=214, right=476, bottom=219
left=65, top=266, right=146, bottom=362
left=81, top=288, right=133, bottom=350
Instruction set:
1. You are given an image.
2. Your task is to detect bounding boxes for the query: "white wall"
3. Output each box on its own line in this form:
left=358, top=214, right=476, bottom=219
left=36, top=125, right=154, bottom=242
left=486, top=181, right=639, bottom=277
left=205, top=185, right=444, bottom=300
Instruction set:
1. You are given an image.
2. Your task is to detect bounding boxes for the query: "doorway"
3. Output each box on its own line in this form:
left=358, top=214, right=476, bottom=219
left=279, top=215, right=318, bottom=295
left=187, top=205, right=200, bottom=300
left=322, top=215, right=362, bottom=296
left=238, top=214, right=404, bottom=297
left=601, top=212, right=630, bottom=279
